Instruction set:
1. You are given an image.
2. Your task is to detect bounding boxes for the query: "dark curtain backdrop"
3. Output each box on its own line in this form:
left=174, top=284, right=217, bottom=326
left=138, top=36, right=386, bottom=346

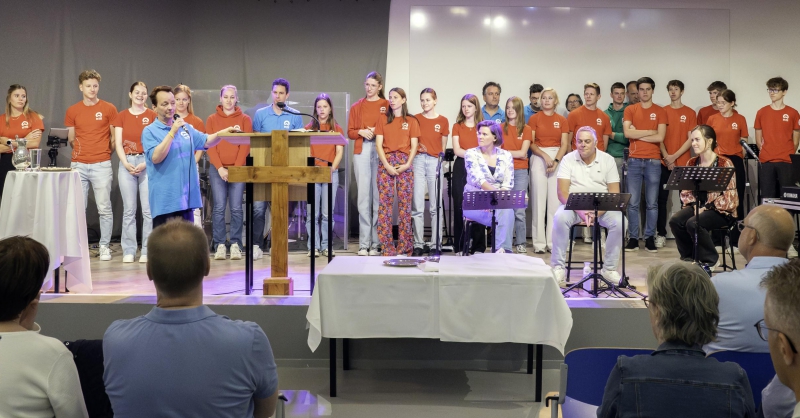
left=0, top=0, right=390, bottom=241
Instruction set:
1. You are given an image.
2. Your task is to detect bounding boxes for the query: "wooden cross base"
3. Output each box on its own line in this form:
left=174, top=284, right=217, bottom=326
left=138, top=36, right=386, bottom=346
left=264, top=277, right=294, bottom=295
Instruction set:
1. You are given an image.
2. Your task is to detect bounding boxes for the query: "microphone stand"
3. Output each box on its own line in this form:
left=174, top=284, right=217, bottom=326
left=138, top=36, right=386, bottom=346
left=276, top=102, right=321, bottom=130
left=432, top=153, right=444, bottom=256
left=741, top=140, right=761, bottom=209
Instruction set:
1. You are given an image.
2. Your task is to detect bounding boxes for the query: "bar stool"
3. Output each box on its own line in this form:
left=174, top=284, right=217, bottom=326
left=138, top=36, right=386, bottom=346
left=712, top=221, right=738, bottom=272
left=565, top=222, right=606, bottom=282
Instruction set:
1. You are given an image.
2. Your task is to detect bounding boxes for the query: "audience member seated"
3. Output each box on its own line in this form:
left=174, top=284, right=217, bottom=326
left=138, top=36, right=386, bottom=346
left=669, top=124, right=738, bottom=271
left=551, top=126, right=623, bottom=286
left=761, top=260, right=800, bottom=418
left=103, top=220, right=279, bottom=418
left=597, top=261, right=756, bottom=418
left=0, top=236, right=89, bottom=417
left=462, top=120, right=515, bottom=253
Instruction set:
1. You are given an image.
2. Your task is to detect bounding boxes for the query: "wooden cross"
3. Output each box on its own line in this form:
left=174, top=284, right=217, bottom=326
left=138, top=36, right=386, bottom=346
left=226, top=130, right=347, bottom=294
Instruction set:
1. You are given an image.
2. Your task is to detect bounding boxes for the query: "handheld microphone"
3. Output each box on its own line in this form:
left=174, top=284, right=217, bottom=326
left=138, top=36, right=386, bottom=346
left=276, top=101, right=321, bottom=130
left=173, top=114, right=190, bottom=135
left=740, top=139, right=759, bottom=161
left=623, top=147, right=629, bottom=162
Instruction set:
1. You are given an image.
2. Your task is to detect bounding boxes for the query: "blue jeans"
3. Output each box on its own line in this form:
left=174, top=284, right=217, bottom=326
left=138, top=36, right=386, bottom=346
left=462, top=208, right=514, bottom=252
left=512, top=168, right=529, bottom=246
left=412, top=153, right=443, bottom=249
left=71, top=160, right=113, bottom=246
left=252, top=201, right=271, bottom=249
left=626, top=158, right=660, bottom=239
left=209, top=166, right=244, bottom=247
left=306, top=169, right=339, bottom=250
left=353, top=140, right=380, bottom=250
left=118, top=155, right=152, bottom=256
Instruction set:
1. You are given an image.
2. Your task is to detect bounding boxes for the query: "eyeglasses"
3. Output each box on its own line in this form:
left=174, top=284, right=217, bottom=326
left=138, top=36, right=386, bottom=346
left=755, top=319, right=798, bottom=353
left=736, top=220, right=759, bottom=238
left=768, top=89, right=783, bottom=94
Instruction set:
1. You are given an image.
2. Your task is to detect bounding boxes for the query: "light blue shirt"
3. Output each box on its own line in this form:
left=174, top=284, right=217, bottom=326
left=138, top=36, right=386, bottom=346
left=142, top=119, right=207, bottom=217
left=252, top=104, right=304, bottom=133
left=705, top=256, right=788, bottom=354
left=482, top=105, right=505, bottom=124
left=103, top=305, right=278, bottom=418
left=523, top=104, right=537, bottom=125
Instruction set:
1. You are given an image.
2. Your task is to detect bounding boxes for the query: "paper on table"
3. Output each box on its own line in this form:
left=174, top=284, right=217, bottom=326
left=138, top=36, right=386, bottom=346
left=417, top=261, right=439, bottom=272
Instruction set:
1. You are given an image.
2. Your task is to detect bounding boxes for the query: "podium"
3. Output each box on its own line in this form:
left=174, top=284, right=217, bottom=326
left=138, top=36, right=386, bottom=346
left=226, top=130, right=347, bottom=295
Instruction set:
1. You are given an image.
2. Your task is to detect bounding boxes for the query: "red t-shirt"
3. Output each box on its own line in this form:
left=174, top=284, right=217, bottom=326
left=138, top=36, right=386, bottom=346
left=375, top=115, right=421, bottom=155
left=662, top=105, right=697, bottom=166
left=111, top=109, right=157, bottom=154
left=624, top=103, right=668, bottom=160
left=567, top=106, right=611, bottom=151
left=452, top=122, right=478, bottom=150
left=347, top=98, right=389, bottom=155
left=182, top=114, right=205, bottom=133
left=0, top=113, right=45, bottom=153
left=206, top=106, right=253, bottom=169
left=755, top=105, right=800, bottom=163
left=415, top=114, right=450, bottom=157
left=306, top=122, right=345, bottom=167
left=64, top=100, right=118, bottom=163
left=528, top=112, right=568, bottom=148
left=708, top=113, right=749, bottom=158
left=501, top=124, right=533, bottom=170
left=697, top=105, right=719, bottom=125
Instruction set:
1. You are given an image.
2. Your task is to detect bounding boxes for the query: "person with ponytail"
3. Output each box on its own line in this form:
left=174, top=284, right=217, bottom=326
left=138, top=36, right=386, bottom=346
left=0, top=85, right=44, bottom=205
left=375, top=88, right=420, bottom=256
left=348, top=72, right=389, bottom=256
left=501, top=96, right=532, bottom=253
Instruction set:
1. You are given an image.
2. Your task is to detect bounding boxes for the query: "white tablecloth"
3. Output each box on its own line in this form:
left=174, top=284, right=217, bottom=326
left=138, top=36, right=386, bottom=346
left=0, top=171, right=92, bottom=293
left=307, top=253, right=573, bottom=354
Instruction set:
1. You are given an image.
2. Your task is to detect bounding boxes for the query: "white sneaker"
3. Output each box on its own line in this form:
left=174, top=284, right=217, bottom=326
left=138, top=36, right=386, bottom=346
left=308, top=249, right=320, bottom=257
left=252, top=245, right=263, bottom=260
left=655, top=235, right=666, bottom=248
left=369, top=248, right=380, bottom=256
left=583, top=235, right=592, bottom=245
left=138, top=255, right=147, bottom=263
left=214, top=244, right=227, bottom=260
left=321, top=249, right=334, bottom=257
left=122, top=254, right=134, bottom=263
left=602, top=269, right=622, bottom=286
left=601, top=231, right=607, bottom=250
left=358, top=248, right=369, bottom=256
left=515, top=244, right=527, bottom=253
left=495, top=248, right=508, bottom=254
left=99, top=245, right=112, bottom=261
left=789, top=245, right=798, bottom=259
left=553, top=266, right=567, bottom=288
left=230, top=243, right=242, bottom=260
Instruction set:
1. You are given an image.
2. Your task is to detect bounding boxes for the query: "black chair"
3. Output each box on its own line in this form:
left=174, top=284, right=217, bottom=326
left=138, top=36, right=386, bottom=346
left=712, top=221, right=738, bottom=272
left=460, top=219, right=488, bottom=256
left=565, top=222, right=605, bottom=282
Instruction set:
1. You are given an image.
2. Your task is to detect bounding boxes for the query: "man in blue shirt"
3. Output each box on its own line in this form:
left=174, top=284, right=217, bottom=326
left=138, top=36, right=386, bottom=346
left=103, top=220, right=279, bottom=418
left=250, top=78, right=304, bottom=259
left=481, top=81, right=505, bottom=123
left=523, top=83, right=543, bottom=124
left=142, top=86, right=236, bottom=228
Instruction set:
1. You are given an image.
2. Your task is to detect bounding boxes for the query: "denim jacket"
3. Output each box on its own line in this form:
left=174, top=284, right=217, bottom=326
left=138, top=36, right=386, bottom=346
left=597, top=341, right=756, bottom=418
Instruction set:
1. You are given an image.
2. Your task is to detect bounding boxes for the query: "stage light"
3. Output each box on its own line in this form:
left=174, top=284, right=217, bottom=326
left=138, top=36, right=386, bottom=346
left=483, top=17, right=491, bottom=27
left=493, top=15, right=507, bottom=29
left=586, top=19, right=594, bottom=27
left=450, top=7, right=468, bottom=16
left=410, top=11, right=427, bottom=29
left=620, top=22, right=626, bottom=28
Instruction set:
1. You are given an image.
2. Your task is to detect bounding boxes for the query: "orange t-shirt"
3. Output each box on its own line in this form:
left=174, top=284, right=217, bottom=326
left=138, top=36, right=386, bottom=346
left=662, top=105, right=697, bottom=166
left=415, top=114, right=450, bottom=157
left=501, top=124, right=533, bottom=170
left=64, top=100, right=118, bottom=163
left=306, top=122, right=345, bottom=167
left=452, top=122, right=478, bottom=151
left=624, top=103, right=668, bottom=160
left=182, top=114, right=205, bottom=133
left=0, top=113, right=45, bottom=153
left=528, top=112, right=568, bottom=148
left=755, top=105, right=800, bottom=163
left=697, top=105, right=719, bottom=125
left=205, top=105, right=252, bottom=169
left=111, top=109, right=156, bottom=154
left=375, top=115, right=421, bottom=155
left=708, top=113, right=749, bottom=158
left=567, top=106, right=611, bottom=151
left=347, top=98, right=389, bottom=155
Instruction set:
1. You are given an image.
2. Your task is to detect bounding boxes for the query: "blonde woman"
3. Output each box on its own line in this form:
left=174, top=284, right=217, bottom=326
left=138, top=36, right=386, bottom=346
left=501, top=96, right=532, bottom=253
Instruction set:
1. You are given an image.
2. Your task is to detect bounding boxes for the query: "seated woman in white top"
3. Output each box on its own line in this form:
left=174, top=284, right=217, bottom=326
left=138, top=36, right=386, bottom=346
left=0, top=236, right=88, bottom=418
left=463, top=120, right=515, bottom=253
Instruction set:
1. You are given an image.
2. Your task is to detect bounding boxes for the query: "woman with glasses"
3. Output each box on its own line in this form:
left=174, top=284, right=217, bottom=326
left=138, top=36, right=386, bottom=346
left=599, top=261, right=755, bottom=418
left=565, top=94, right=582, bottom=113
left=668, top=125, right=738, bottom=271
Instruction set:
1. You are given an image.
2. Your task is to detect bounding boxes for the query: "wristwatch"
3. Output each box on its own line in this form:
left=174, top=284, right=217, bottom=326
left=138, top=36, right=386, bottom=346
left=553, top=158, right=559, bottom=163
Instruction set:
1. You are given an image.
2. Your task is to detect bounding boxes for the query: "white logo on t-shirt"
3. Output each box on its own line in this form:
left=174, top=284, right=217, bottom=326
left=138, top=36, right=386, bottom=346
left=95, top=112, right=102, bottom=121
left=142, top=117, right=150, bottom=124
left=732, top=122, right=739, bottom=129
left=180, top=131, right=190, bottom=140
left=554, top=121, right=561, bottom=128
left=283, top=120, right=290, bottom=128
left=380, top=107, right=387, bottom=113
left=680, top=115, right=687, bottom=123
left=401, top=122, right=409, bottom=130
left=434, top=124, right=441, bottom=133
left=495, top=118, right=502, bottom=124
left=233, top=125, right=241, bottom=131
left=596, top=118, right=602, bottom=125
left=21, top=121, right=29, bottom=129
left=783, top=114, right=790, bottom=122
left=649, top=113, right=657, bottom=121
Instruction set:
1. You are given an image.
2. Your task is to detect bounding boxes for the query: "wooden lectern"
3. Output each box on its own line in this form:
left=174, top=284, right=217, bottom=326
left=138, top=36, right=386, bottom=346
left=226, top=130, right=347, bottom=295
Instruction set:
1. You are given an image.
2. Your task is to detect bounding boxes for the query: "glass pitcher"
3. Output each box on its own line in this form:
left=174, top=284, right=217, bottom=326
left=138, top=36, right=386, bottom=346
left=12, top=136, right=30, bottom=171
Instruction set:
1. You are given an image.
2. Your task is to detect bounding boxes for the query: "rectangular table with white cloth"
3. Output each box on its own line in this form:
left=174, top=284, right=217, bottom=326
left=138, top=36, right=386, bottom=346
left=0, top=170, right=92, bottom=293
left=306, top=253, right=573, bottom=399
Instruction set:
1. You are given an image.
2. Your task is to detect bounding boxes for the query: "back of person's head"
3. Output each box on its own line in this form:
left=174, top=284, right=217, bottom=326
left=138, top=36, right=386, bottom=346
left=647, top=261, right=719, bottom=346
left=0, top=236, right=49, bottom=321
left=707, top=80, right=728, bottom=93
left=761, top=259, right=800, bottom=348
left=147, top=220, right=210, bottom=297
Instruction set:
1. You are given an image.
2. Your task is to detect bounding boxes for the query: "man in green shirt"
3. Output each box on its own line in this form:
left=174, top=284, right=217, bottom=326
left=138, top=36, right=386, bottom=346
left=605, top=82, right=628, bottom=178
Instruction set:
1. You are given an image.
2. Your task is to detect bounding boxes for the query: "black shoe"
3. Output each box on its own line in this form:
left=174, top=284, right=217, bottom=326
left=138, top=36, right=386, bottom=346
left=624, top=238, right=639, bottom=252
left=423, top=244, right=431, bottom=254
left=412, top=247, right=424, bottom=257
left=645, top=237, right=658, bottom=253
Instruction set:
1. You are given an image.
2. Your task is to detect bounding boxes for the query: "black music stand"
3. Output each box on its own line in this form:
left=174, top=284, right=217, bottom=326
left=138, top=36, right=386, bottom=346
left=665, top=166, right=734, bottom=266
left=462, top=190, right=526, bottom=253
left=561, top=193, right=631, bottom=297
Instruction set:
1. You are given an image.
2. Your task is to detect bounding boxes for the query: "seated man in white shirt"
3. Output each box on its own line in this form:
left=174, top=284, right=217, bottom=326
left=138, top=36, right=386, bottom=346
left=551, top=126, right=623, bottom=286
